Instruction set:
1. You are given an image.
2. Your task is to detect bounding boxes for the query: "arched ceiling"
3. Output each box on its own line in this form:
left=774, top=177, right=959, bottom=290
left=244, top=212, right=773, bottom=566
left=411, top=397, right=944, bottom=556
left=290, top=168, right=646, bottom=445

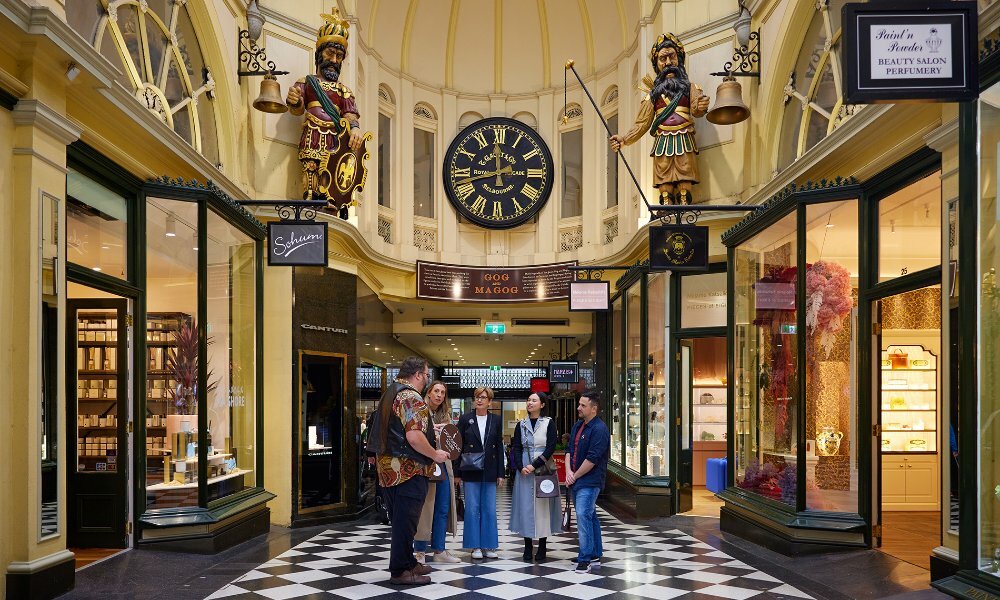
left=354, top=0, right=640, bottom=95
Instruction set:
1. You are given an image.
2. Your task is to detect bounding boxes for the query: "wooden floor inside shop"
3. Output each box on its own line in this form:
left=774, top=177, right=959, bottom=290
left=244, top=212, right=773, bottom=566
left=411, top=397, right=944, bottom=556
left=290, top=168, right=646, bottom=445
left=681, top=486, right=725, bottom=517
left=71, top=548, right=126, bottom=570
left=878, top=511, right=940, bottom=570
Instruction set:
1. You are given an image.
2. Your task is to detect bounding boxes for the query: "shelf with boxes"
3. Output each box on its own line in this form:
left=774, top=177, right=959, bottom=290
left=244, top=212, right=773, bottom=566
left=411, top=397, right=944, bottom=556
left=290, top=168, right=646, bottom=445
left=880, top=345, right=938, bottom=454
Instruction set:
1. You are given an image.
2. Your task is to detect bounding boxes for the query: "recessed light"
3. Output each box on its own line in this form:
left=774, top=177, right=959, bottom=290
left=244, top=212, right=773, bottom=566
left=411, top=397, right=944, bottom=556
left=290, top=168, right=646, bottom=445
left=93, top=266, right=102, bottom=272
left=365, top=343, right=370, bottom=346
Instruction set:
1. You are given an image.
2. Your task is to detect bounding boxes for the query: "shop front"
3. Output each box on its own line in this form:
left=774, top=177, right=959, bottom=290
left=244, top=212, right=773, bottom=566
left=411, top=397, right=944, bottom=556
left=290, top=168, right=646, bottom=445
left=720, top=158, right=949, bottom=559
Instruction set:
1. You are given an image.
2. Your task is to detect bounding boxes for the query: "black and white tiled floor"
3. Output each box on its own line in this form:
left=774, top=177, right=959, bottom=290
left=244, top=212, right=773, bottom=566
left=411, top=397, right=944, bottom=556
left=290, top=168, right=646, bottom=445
left=205, top=486, right=811, bottom=600
left=41, top=500, right=58, bottom=537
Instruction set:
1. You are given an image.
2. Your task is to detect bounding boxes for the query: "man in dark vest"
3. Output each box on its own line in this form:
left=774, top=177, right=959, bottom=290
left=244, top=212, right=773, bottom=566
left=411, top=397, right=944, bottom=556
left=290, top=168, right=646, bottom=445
left=371, top=357, right=448, bottom=585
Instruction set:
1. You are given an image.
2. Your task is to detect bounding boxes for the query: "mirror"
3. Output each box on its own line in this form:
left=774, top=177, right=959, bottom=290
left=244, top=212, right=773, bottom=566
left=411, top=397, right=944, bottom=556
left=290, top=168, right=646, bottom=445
left=40, top=192, right=61, bottom=539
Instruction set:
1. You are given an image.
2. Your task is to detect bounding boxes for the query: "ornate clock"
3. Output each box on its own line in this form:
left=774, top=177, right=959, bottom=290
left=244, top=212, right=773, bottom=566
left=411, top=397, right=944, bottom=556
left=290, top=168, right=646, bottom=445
left=443, top=117, right=554, bottom=229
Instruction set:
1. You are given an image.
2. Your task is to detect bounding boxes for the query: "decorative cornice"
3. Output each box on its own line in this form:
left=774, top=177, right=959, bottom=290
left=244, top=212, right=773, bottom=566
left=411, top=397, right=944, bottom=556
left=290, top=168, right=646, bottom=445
left=12, top=99, right=83, bottom=144
left=721, top=177, right=860, bottom=247
left=924, top=118, right=958, bottom=153
left=0, top=65, right=28, bottom=100
left=147, top=176, right=266, bottom=236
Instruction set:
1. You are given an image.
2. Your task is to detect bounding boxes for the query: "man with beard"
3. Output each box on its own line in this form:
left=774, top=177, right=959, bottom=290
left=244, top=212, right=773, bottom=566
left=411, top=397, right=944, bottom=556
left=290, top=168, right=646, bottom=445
left=610, top=33, right=710, bottom=205
left=286, top=8, right=365, bottom=216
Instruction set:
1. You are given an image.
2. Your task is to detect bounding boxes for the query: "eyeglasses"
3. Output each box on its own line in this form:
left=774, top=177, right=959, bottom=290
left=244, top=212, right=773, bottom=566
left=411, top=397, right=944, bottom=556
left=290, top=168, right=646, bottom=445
left=475, top=395, right=489, bottom=400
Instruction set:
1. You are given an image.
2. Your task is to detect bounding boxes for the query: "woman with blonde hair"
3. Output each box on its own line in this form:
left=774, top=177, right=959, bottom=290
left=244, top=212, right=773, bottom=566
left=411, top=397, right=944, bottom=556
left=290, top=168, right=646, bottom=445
left=413, top=381, right=460, bottom=563
left=454, top=386, right=505, bottom=559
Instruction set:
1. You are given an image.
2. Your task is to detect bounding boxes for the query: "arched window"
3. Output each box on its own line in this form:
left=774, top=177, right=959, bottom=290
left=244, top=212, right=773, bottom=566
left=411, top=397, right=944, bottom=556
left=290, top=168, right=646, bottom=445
left=778, top=0, right=855, bottom=170
left=68, top=1, right=219, bottom=164
left=458, top=111, right=483, bottom=131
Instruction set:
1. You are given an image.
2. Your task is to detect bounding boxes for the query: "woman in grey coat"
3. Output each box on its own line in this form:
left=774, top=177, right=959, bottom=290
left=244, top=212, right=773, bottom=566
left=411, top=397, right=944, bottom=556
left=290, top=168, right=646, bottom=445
left=508, top=392, right=562, bottom=562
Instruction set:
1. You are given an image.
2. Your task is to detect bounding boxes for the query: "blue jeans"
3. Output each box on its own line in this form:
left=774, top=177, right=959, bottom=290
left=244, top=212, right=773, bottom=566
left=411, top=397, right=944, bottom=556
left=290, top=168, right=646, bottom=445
left=414, top=471, right=450, bottom=552
left=573, top=485, right=603, bottom=563
left=462, top=480, right=498, bottom=549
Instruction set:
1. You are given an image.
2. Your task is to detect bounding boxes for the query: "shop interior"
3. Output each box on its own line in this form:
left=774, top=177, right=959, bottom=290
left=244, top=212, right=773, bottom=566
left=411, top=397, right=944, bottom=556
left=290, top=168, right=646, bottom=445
left=678, top=336, right=727, bottom=517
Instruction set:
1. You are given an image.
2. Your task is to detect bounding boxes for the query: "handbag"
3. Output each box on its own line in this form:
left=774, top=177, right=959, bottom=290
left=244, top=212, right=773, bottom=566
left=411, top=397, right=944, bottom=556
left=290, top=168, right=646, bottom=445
left=428, top=462, right=446, bottom=481
left=561, top=491, right=573, bottom=532
left=535, top=473, right=559, bottom=498
left=460, top=451, right=485, bottom=471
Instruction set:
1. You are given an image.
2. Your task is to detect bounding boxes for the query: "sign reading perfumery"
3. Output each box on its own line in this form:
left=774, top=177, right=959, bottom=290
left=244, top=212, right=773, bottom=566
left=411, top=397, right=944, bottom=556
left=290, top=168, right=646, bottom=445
left=268, top=222, right=328, bottom=266
left=649, top=225, right=709, bottom=272
left=416, top=261, right=576, bottom=302
left=843, top=2, right=977, bottom=103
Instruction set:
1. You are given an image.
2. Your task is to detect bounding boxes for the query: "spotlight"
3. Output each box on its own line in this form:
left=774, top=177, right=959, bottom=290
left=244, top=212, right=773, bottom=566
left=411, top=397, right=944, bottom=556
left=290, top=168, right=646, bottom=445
left=66, top=62, right=81, bottom=81
left=165, top=213, right=177, bottom=237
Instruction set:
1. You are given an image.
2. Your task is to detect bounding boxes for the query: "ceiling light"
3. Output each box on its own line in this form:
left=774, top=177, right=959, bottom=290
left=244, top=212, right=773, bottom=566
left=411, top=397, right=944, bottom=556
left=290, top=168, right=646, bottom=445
left=93, top=266, right=102, bottom=272
left=165, top=213, right=177, bottom=237
left=447, top=338, right=452, bottom=341
left=65, top=62, right=81, bottom=81
left=192, top=231, right=199, bottom=251
left=365, top=343, right=370, bottom=346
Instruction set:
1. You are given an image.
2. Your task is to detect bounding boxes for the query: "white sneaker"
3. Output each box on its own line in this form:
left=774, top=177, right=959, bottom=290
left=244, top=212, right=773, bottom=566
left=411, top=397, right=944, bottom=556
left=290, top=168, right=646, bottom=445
left=414, top=551, right=425, bottom=563
left=485, top=549, right=499, bottom=559
left=432, top=551, right=461, bottom=564
left=471, top=549, right=484, bottom=560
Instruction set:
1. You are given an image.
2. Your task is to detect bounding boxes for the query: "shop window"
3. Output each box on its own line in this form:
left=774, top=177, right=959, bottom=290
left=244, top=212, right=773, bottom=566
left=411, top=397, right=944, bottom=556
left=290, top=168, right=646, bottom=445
left=978, top=82, right=1000, bottom=575
left=804, top=200, right=859, bottom=513
left=299, top=352, right=346, bottom=511
left=378, top=113, right=391, bottom=207
left=80, top=1, right=219, bottom=162
left=606, top=114, right=619, bottom=208
left=681, top=272, right=727, bottom=329
left=734, top=213, right=799, bottom=506
left=878, top=171, right=942, bottom=282
left=67, top=168, right=129, bottom=279
left=778, top=0, right=850, bottom=171
left=40, top=193, right=61, bottom=539
left=610, top=296, right=623, bottom=464
left=561, top=128, right=583, bottom=218
left=625, top=285, right=642, bottom=472
left=647, top=274, right=667, bottom=476
left=414, top=128, right=435, bottom=218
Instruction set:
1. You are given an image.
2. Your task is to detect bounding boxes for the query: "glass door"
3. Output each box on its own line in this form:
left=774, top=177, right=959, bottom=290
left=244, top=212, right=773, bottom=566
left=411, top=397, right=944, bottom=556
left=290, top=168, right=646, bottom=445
left=677, top=341, right=694, bottom=513
left=297, top=351, right=347, bottom=514
left=67, top=297, right=130, bottom=548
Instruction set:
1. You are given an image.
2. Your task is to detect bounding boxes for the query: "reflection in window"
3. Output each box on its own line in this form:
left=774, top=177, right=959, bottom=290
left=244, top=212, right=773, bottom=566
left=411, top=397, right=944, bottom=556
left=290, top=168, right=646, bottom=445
left=73, top=1, right=219, bottom=162
left=562, top=128, right=583, bottom=218
left=414, top=128, right=434, bottom=218
left=734, top=214, right=798, bottom=506
left=647, top=274, right=667, bottom=476
left=67, top=168, right=129, bottom=279
left=378, top=114, right=391, bottom=207
left=625, top=285, right=642, bottom=472
left=878, top=171, right=942, bottom=282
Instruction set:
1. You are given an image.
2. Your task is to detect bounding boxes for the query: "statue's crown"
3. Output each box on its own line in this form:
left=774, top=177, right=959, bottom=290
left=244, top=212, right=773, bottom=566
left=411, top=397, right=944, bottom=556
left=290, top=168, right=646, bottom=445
left=651, top=33, right=685, bottom=64
left=317, top=7, right=350, bottom=50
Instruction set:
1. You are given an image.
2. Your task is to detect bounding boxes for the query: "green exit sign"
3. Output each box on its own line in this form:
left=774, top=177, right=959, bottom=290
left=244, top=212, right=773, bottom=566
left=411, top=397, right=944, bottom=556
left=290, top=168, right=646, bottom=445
left=489, top=365, right=502, bottom=371
left=485, top=322, right=506, bottom=334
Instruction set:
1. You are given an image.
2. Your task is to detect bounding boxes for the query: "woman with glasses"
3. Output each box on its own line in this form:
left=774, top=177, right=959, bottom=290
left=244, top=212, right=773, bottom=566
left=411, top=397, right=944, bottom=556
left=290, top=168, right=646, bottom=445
left=509, top=392, right=561, bottom=562
left=454, top=386, right=504, bottom=559
left=413, top=381, right=461, bottom=563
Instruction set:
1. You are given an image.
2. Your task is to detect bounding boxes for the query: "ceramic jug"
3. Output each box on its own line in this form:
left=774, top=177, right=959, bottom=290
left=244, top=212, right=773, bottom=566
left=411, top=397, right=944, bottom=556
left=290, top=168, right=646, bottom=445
left=816, top=426, right=844, bottom=456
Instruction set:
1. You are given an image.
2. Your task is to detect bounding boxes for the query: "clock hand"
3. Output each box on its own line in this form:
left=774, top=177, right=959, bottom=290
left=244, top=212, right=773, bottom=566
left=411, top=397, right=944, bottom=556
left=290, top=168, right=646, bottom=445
left=457, top=165, right=512, bottom=185
left=494, top=143, right=504, bottom=186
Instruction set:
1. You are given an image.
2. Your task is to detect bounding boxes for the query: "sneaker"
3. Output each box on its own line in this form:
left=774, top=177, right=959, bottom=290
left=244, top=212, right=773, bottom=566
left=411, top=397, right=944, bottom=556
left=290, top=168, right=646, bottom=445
left=471, top=549, right=484, bottom=560
left=590, top=558, right=601, bottom=568
left=431, top=551, right=461, bottom=564
left=414, top=551, right=425, bottom=563
left=575, top=561, right=591, bottom=574
left=485, top=550, right=499, bottom=559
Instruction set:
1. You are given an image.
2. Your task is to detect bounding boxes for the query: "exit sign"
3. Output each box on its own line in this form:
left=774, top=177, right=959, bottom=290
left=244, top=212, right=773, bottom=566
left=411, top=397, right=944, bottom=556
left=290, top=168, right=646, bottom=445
left=485, top=322, right=506, bottom=334
left=489, top=365, right=502, bottom=371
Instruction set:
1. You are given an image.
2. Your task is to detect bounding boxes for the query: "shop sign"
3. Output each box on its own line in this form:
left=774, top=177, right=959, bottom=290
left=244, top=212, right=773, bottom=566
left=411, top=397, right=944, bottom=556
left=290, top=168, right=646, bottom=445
left=680, top=272, right=727, bottom=328
left=569, top=281, right=610, bottom=311
left=649, top=225, right=709, bottom=272
left=416, top=261, right=576, bottom=302
left=549, top=361, right=579, bottom=384
left=268, top=222, right=328, bottom=266
left=843, top=1, right=977, bottom=103
left=756, top=282, right=795, bottom=310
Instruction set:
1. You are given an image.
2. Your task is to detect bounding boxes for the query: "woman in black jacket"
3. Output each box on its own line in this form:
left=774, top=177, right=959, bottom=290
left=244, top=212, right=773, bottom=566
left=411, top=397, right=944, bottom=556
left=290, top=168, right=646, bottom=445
left=453, top=386, right=505, bottom=559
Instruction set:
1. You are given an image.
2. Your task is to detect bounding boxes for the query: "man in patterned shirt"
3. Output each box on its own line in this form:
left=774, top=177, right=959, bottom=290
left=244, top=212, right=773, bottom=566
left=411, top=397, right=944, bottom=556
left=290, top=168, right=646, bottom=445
left=374, top=357, right=449, bottom=585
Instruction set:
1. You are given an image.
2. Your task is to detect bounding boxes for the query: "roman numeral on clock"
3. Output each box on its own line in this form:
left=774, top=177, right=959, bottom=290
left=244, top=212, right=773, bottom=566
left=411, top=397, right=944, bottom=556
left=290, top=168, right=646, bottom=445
left=492, top=201, right=503, bottom=218
left=453, top=167, right=471, bottom=180
left=493, top=127, right=506, bottom=145
left=457, top=146, right=476, bottom=160
left=527, top=168, right=545, bottom=179
left=471, top=131, right=489, bottom=149
left=521, top=183, right=541, bottom=201
left=469, top=195, right=487, bottom=215
left=456, top=182, right=475, bottom=202
left=523, top=148, right=540, bottom=160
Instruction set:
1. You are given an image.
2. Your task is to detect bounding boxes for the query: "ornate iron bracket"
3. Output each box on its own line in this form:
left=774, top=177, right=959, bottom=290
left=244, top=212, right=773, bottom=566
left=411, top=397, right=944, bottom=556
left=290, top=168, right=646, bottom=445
left=237, top=200, right=327, bottom=222
left=568, top=265, right=634, bottom=282
left=648, top=204, right=753, bottom=225
left=238, top=29, right=289, bottom=78
left=710, top=30, right=761, bottom=78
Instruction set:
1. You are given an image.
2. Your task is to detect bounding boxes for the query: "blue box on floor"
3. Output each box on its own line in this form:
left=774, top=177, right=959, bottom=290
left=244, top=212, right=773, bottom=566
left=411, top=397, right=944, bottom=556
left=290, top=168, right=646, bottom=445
left=705, top=457, right=726, bottom=493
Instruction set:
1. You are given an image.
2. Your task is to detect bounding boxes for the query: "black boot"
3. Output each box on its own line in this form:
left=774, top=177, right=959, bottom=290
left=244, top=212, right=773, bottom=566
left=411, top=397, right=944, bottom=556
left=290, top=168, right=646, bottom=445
left=522, top=538, right=533, bottom=562
left=535, top=537, right=547, bottom=562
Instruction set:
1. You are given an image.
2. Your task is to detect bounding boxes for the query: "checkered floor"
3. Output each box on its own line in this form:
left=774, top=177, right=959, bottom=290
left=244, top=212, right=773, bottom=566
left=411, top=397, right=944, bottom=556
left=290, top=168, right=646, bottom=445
left=206, top=485, right=812, bottom=600
left=41, top=501, right=58, bottom=537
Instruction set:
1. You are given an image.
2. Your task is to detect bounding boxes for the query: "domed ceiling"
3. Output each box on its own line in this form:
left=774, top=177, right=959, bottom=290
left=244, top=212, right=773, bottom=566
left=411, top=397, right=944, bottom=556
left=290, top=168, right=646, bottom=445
left=354, top=0, right=641, bottom=95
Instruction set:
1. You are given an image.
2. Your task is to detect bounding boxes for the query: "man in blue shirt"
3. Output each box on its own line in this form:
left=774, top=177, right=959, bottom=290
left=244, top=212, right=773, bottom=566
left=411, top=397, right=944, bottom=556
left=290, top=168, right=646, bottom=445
left=566, top=389, right=610, bottom=574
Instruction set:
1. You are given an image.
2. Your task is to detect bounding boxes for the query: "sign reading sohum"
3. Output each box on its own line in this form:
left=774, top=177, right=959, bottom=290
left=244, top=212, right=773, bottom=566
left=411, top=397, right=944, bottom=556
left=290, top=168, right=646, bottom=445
left=268, top=222, right=328, bottom=267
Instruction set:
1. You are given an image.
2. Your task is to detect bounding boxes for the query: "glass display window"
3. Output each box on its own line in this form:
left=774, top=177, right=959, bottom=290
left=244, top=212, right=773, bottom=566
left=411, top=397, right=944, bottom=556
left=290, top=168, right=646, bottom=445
left=67, top=168, right=129, bottom=279
left=611, top=296, right=623, bottom=465
left=647, top=274, right=667, bottom=477
left=625, top=285, right=643, bottom=472
left=680, top=271, right=727, bottom=329
left=878, top=171, right=942, bottom=282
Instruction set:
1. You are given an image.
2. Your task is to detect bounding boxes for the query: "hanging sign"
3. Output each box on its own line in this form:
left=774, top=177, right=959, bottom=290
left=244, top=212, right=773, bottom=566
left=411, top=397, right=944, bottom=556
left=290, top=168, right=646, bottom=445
left=649, top=225, right=709, bottom=272
left=268, top=221, right=328, bottom=266
left=416, top=261, right=576, bottom=302
left=549, top=361, right=579, bottom=384
left=569, top=281, right=610, bottom=311
left=843, top=1, right=977, bottom=103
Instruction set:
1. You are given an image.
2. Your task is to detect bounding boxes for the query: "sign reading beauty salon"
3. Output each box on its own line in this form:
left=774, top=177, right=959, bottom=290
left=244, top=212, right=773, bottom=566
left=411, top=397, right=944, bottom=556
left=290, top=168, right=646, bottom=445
left=843, top=2, right=977, bottom=103
left=268, top=222, right=328, bottom=266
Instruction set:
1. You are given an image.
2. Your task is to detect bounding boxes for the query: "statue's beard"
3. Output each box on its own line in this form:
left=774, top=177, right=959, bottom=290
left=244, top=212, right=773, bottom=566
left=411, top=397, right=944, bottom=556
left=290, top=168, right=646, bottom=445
left=652, top=65, right=690, bottom=100
left=318, top=61, right=341, bottom=82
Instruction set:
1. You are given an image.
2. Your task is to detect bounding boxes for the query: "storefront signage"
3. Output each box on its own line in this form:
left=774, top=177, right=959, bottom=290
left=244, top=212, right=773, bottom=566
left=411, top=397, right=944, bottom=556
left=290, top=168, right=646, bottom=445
left=549, top=361, right=579, bottom=384
left=649, top=225, right=709, bottom=272
left=569, top=281, right=610, bottom=311
left=680, top=272, right=727, bottom=328
left=755, top=282, right=795, bottom=310
left=268, top=222, right=328, bottom=266
left=416, top=261, right=576, bottom=302
left=300, top=323, right=348, bottom=335
left=843, top=2, right=977, bottom=103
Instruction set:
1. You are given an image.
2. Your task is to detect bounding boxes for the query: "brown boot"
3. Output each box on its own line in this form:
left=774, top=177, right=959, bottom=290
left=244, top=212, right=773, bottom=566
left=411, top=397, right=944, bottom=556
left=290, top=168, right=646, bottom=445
left=412, top=563, right=433, bottom=575
left=389, top=569, right=432, bottom=585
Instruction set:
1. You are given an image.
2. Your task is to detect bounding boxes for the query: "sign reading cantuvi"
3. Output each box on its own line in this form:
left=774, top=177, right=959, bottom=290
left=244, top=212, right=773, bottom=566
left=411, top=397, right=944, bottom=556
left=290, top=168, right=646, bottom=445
left=416, top=261, right=576, bottom=302
left=843, top=1, right=977, bottom=103
left=268, top=222, right=328, bottom=267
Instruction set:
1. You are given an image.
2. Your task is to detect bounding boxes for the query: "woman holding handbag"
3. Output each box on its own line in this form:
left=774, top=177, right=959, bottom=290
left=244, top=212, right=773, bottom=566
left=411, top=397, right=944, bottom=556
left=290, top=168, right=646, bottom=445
left=413, top=381, right=461, bottom=564
left=454, top=386, right=505, bottom=560
left=509, top=392, right=562, bottom=562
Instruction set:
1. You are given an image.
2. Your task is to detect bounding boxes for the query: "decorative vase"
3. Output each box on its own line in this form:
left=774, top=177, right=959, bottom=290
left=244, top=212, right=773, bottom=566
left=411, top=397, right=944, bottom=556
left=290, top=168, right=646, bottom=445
left=816, top=426, right=843, bottom=456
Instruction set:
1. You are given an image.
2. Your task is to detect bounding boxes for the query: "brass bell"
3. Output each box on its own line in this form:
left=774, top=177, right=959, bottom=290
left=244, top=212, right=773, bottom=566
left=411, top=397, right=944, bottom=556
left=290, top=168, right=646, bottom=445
left=253, top=73, right=288, bottom=114
left=706, top=75, right=749, bottom=125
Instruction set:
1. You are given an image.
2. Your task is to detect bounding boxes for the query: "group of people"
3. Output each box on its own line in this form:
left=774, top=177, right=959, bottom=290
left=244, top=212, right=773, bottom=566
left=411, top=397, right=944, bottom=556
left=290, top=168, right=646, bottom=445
left=368, top=356, right=611, bottom=586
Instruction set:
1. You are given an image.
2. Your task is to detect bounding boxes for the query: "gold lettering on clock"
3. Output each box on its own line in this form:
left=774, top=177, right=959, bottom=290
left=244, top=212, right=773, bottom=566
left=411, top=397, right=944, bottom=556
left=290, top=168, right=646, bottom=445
left=492, top=201, right=503, bottom=218
left=471, top=131, right=489, bottom=149
left=470, top=195, right=487, bottom=215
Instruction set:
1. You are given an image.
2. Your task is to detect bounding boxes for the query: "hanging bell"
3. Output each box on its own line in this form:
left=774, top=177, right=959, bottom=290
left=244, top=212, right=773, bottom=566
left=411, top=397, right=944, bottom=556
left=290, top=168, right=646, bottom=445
left=706, top=75, right=750, bottom=125
left=253, top=73, right=288, bottom=114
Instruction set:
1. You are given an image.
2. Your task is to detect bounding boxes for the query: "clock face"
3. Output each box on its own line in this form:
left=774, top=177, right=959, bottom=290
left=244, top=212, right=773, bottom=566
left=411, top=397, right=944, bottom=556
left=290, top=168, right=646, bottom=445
left=443, top=117, right=554, bottom=229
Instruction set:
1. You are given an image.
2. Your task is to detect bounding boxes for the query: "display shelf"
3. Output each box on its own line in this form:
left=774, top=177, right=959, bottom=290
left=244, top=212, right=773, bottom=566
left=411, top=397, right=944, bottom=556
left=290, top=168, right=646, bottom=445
left=146, top=469, right=252, bottom=491
left=879, top=345, right=938, bottom=454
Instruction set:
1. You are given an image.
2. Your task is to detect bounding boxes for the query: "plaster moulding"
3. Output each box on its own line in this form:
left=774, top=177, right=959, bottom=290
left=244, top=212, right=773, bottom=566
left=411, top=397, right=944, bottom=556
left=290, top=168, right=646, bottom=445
left=923, top=118, right=959, bottom=153
left=11, top=99, right=83, bottom=145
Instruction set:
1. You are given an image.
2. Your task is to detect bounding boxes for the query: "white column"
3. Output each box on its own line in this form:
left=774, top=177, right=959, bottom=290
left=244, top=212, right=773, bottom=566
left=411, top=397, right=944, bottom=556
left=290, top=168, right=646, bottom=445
left=398, top=78, right=415, bottom=258
left=440, top=90, right=460, bottom=258
left=536, top=91, right=557, bottom=260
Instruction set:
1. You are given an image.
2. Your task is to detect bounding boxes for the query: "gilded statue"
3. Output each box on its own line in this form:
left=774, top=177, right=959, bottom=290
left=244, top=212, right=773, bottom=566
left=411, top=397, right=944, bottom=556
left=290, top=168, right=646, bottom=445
left=286, top=8, right=369, bottom=218
left=610, top=34, right=710, bottom=206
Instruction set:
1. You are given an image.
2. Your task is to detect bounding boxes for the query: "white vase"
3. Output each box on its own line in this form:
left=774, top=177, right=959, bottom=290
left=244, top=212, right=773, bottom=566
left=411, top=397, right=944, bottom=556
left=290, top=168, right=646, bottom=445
left=816, top=426, right=843, bottom=456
